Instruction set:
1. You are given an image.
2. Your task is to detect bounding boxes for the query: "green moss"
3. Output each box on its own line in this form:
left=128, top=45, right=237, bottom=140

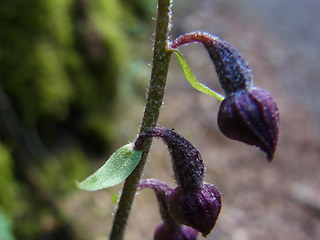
left=31, top=41, right=74, bottom=120
left=43, top=0, right=74, bottom=48
left=89, top=0, right=131, bottom=93
left=0, top=0, right=75, bottom=123
left=35, top=148, right=91, bottom=195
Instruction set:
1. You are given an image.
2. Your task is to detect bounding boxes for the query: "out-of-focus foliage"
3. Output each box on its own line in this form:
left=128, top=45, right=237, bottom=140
left=121, top=0, right=157, bottom=21
left=35, top=148, right=91, bottom=195
left=0, top=144, right=19, bottom=216
left=0, top=0, right=151, bottom=239
left=0, top=209, right=15, bottom=240
left=0, top=0, right=133, bottom=149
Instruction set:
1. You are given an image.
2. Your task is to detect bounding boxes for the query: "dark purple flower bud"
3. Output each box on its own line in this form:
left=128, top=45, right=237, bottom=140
left=138, top=179, right=199, bottom=240
left=154, top=223, right=198, bottom=240
left=135, top=127, right=204, bottom=191
left=168, top=183, right=221, bottom=237
left=218, top=87, right=280, bottom=161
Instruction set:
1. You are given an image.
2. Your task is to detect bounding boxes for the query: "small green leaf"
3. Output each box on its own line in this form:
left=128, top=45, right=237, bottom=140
left=76, top=143, right=142, bottom=191
left=174, top=50, right=225, bottom=101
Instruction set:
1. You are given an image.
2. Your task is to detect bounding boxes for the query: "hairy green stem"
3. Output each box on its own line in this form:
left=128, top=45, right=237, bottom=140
left=109, top=0, right=172, bottom=239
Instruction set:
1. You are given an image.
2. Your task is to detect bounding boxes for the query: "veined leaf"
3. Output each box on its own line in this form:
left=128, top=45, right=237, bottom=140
left=174, top=50, right=225, bottom=101
left=76, top=143, right=142, bottom=191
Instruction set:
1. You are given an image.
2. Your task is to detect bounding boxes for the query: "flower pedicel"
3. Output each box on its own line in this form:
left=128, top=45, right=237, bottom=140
left=138, top=179, right=198, bottom=240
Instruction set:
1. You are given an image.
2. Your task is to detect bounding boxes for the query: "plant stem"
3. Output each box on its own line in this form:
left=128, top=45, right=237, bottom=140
left=109, top=1, right=172, bottom=239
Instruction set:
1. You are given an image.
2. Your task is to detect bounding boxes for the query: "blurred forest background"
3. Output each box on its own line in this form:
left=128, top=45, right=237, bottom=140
left=1, top=0, right=320, bottom=240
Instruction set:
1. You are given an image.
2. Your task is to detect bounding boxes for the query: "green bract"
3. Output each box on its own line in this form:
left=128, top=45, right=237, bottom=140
left=174, top=50, right=225, bottom=101
left=76, top=143, right=142, bottom=191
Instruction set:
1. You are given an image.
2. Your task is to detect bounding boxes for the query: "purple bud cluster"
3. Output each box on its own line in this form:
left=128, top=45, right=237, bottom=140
left=135, top=32, right=280, bottom=239
left=135, top=128, right=221, bottom=238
